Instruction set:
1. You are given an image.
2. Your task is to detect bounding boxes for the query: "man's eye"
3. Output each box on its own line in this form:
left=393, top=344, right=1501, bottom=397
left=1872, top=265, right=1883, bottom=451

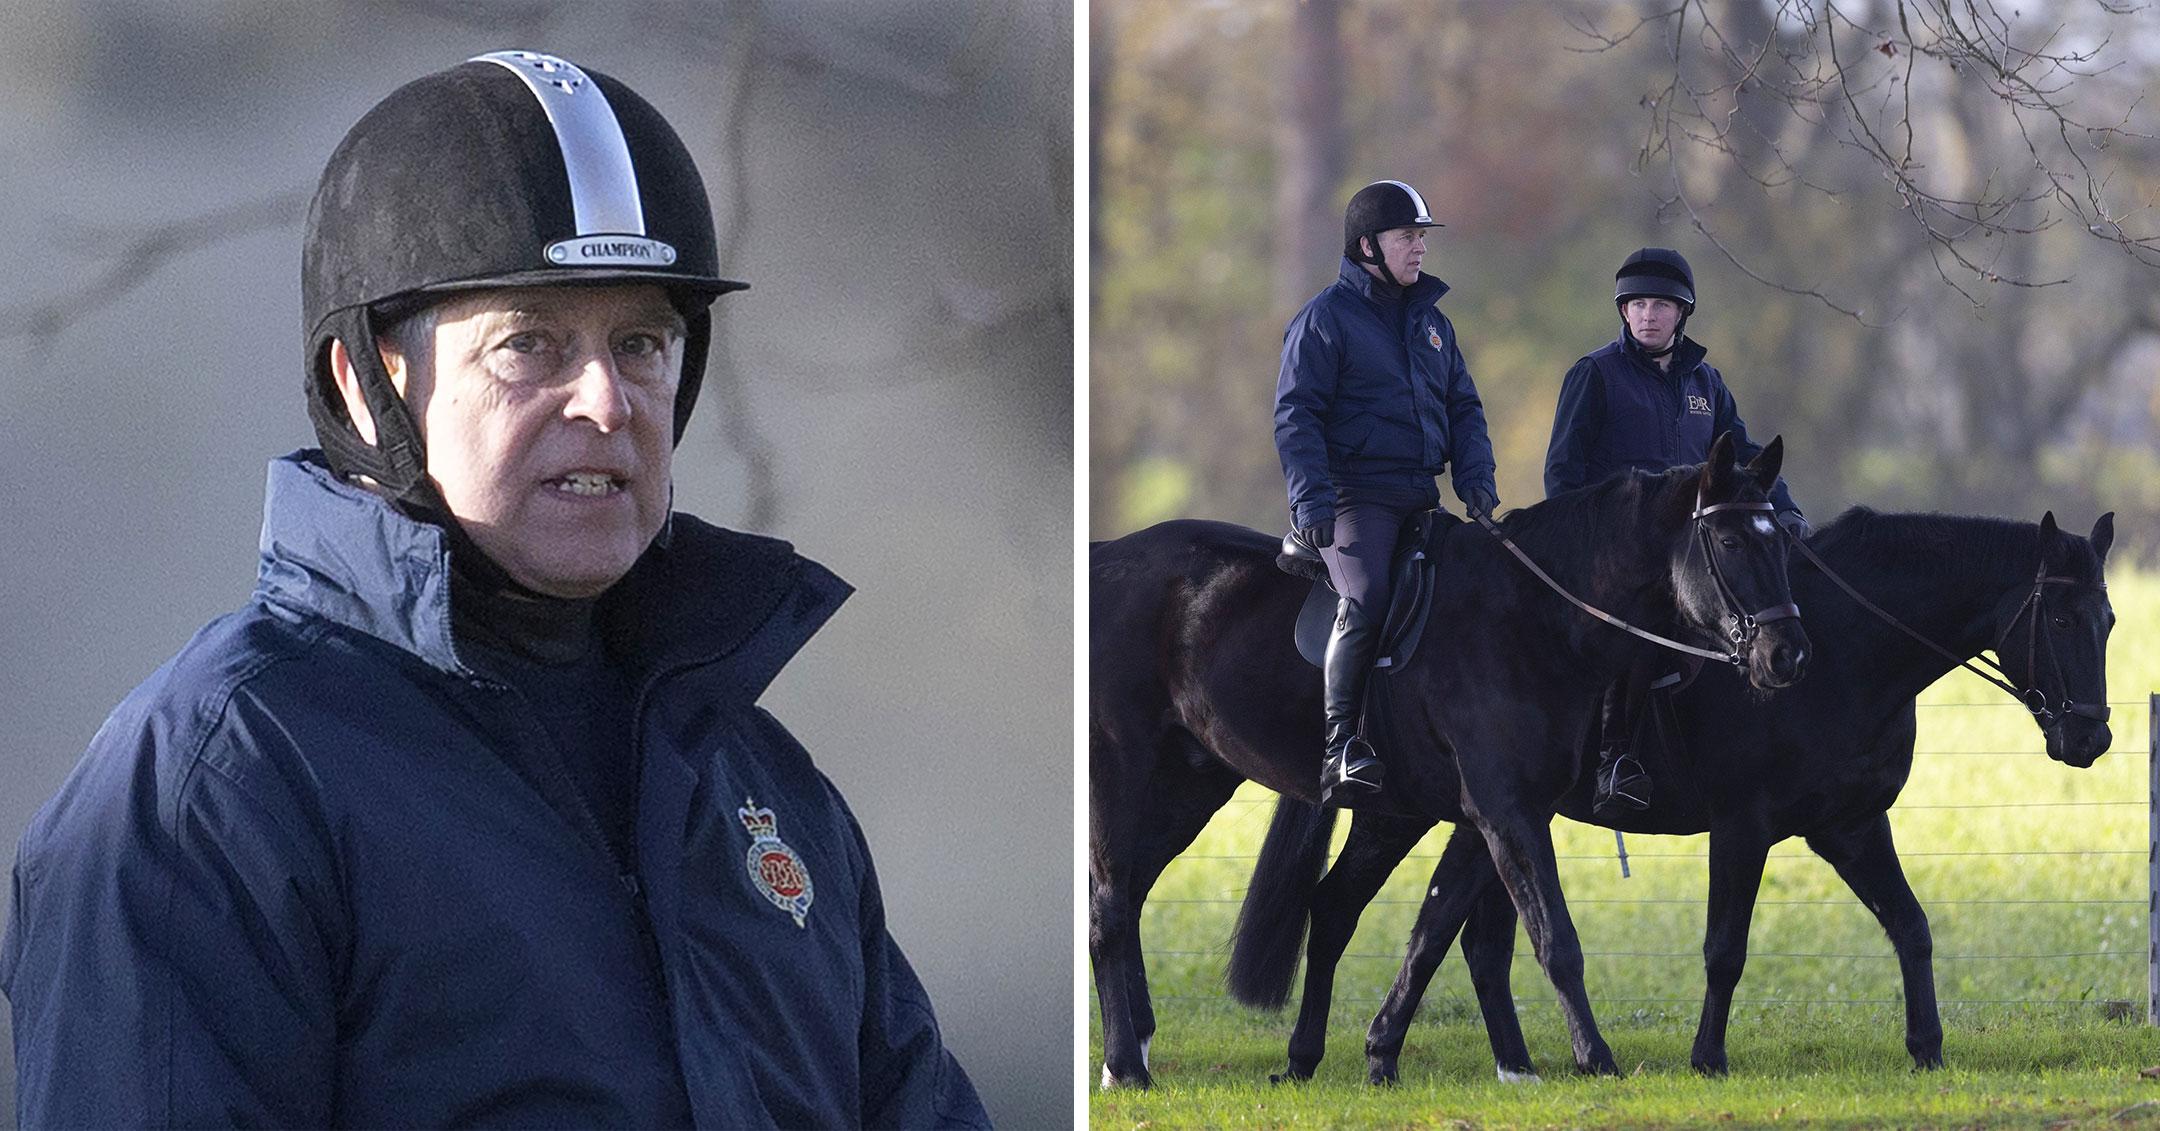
left=617, top=333, right=662, bottom=357
left=503, top=331, right=547, bottom=354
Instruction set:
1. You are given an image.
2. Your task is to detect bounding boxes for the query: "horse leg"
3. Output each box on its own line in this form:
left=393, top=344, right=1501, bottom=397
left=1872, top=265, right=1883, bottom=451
left=1089, top=731, right=1240, bottom=1088
left=1460, top=868, right=1536, bottom=1082
left=1475, top=812, right=1619, bottom=1075
left=1088, top=860, right=1151, bottom=1088
left=1361, top=824, right=1499, bottom=1085
left=1806, top=812, right=1943, bottom=1069
left=1273, top=811, right=1430, bottom=1084
left=1689, top=830, right=1773, bottom=1075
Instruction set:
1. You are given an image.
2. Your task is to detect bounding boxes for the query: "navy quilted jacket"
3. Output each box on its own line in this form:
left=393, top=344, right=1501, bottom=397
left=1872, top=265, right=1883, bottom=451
left=1273, top=258, right=1498, bottom=531
left=0, top=452, right=988, bottom=1129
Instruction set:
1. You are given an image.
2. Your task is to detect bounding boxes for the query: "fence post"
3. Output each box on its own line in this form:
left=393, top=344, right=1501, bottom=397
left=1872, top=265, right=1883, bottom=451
left=2149, top=692, right=2157, bottom=1025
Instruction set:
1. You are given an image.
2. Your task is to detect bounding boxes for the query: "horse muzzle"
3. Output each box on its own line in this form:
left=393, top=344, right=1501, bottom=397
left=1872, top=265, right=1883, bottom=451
left=1744, top=617, right=1810, bottom=691
left=2045, top=709, right=2112, bottom=769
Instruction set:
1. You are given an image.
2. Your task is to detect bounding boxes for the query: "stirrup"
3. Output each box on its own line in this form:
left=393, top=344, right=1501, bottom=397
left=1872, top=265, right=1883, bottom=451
left=1594, top=749, right=1651, bottom=814
left=1321, top=738, right=1384, bottom=806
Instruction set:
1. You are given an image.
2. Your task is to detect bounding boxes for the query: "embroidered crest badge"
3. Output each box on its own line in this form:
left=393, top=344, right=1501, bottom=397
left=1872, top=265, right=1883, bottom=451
left=739, top=797, right=814, bottom=928
left=1427, top=326, right=1444, bottom=350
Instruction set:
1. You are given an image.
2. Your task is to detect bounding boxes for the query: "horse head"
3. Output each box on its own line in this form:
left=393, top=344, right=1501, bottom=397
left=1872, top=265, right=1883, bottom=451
left=1673, top=433, right=1811, bottom=691
left=2003, top=511, right=2116, bottom=768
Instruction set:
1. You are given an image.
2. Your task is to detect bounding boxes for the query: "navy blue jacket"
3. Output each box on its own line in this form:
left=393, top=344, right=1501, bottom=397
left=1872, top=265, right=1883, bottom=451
left=1273, top=258, right=1499, bottom=531
left=1544, top=334, right=1800, bottom=515
left=0, top=452, right=988, bottom=1129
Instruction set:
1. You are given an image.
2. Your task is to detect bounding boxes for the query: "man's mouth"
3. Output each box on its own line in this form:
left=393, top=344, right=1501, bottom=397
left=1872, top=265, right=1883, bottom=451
left=548, top=471, right=626, bottom=497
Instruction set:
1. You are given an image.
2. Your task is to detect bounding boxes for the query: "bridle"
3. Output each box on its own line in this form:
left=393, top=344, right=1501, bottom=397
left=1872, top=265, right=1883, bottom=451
left=1472, top=481, right=1798, bottom=668
left=1785, top=535, right=2110, bottom=730
left=1688, top=483, right=1802, bottom=659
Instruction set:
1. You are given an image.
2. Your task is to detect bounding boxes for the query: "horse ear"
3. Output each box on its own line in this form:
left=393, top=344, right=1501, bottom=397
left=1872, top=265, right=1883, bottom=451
left=2090, top=512, right=2115, bottom=563
left=1746, top=435, right=1785, bottom=492
left=2038, top=511, right=2058, bottom=546
left=1703, top=431, right=1737, bottom=496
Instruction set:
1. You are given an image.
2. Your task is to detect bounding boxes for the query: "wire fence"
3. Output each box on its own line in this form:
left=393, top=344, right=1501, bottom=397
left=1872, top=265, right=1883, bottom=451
left=1135, top=694, right=2155, bottom=1018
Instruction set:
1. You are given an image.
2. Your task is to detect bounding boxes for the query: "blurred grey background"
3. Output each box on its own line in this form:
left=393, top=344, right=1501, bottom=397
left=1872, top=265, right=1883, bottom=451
left=0, top=2, right=1071, bottom=1126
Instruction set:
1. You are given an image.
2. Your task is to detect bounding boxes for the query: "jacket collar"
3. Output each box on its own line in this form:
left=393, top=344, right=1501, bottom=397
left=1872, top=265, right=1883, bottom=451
left=1617, top=330, right=1708, bottom=374
left=254, top=451, right=850, bottom=702
left=1335, top=256, right=1450, bottom=306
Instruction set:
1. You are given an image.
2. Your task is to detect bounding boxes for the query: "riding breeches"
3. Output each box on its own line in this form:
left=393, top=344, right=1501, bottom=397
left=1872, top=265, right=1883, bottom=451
left=1318, top=485, right=1437, bottom=618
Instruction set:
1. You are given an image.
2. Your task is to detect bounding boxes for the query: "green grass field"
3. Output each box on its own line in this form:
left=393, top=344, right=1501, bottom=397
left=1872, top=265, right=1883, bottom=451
left=1091, top=571, right=2160, bottom=1129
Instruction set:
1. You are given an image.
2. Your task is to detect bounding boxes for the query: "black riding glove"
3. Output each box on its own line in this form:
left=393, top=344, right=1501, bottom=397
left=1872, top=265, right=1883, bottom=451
left=1776, top=509, right=1811, bottom=541
left=1297, top=522, right=1333, bottom=551
left=1463, top=487, right=1500, bottom=520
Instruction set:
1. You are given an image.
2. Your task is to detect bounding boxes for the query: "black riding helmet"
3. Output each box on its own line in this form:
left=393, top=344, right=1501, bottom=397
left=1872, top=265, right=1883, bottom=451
left=1342, top=179, right=1441, bottom=271
left=1614, top=247, right=1695, bottom=356
left=302, top=50, right=748, bottom=508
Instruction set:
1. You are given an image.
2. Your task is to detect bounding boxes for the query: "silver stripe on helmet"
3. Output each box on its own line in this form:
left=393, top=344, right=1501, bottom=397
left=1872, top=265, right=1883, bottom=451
left=472, top=51, right=647, bottom=239
left=1373, top=179, right=1433, bottom=225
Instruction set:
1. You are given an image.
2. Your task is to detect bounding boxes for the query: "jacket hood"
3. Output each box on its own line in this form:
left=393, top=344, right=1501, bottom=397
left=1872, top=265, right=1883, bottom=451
left=255, top=451, right=850, bottom=701
left=1335, top=256, right=1450, bottom=306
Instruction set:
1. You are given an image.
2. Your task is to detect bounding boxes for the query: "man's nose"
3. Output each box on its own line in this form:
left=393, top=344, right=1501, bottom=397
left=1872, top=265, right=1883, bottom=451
left=563, top=353, right=632, bottom=431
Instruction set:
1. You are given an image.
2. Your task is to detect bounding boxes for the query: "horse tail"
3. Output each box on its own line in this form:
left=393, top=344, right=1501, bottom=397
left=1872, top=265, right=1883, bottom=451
left=1225, top=796, right=1337, bottom=1011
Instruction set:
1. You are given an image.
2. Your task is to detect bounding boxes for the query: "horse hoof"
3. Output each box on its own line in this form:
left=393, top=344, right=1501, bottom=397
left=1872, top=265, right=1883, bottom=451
left=1497, top=1067, right=1543, bottom=1085
left=1100, top=1063, right=1153, bottom=1090
left=1912, top=1055, right=1945, bottom=1072
left=1692, top=1057, right=1729, bottom=1078
left=1366, top=1065, right=1400, bottom=1087
left=1269, top=1064, right=1313, bottom=1086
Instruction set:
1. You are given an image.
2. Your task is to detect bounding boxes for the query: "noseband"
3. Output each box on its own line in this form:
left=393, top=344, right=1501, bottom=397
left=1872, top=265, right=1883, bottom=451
left=1690, top=487, right=1803, bottom=659
left=1786, top=538, right=2110, bottom=732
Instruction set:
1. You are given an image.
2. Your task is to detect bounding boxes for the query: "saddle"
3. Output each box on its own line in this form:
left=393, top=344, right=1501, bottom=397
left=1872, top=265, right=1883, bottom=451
left=1277, top=509, right=1460, bottom=673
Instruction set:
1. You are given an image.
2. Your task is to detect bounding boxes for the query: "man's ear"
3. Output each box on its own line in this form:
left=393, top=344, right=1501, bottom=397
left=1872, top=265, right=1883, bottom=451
left=328, top=337, right=408, bottom=447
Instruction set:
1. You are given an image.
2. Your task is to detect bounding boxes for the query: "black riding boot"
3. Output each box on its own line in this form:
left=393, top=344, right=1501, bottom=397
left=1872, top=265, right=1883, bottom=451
left=1319, top=597, right=1384, bottom=807
left=1593, top=678, right=1651, bottom=816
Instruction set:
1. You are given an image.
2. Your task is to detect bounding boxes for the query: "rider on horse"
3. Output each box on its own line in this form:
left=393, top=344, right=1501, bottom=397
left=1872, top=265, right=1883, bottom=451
left=1544, top=247, right=1808, bottom=815
left=1272, top=179, right=1500, bottom=806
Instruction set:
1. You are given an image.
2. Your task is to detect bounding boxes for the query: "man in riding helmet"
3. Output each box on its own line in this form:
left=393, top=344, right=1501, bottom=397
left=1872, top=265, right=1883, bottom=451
left=1, top=52, right=986, bottom=1128
left=1274, top=179, right=1500, bottom=807
left=1544, top=247, right=1806, bottom=816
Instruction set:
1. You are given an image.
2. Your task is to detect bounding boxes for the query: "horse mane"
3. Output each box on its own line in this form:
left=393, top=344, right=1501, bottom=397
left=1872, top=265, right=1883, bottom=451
left=1808, top=507, right=2105, bottom=587
left=1495, top=465, right=1696, bottom=557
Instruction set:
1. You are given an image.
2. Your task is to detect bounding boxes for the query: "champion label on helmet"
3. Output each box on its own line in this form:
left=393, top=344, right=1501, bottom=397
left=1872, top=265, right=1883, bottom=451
left=546, top=235, right=680, bottom=267
left=472, top=50, right=647, bottom=243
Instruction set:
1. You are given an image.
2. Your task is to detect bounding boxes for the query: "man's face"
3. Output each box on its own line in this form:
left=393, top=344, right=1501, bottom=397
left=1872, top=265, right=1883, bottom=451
left=1624, top=296, right=1684, bottom=351
left=391, top=284, right=687, bottom=599
left=1369, top=226, right=1427, bottom=286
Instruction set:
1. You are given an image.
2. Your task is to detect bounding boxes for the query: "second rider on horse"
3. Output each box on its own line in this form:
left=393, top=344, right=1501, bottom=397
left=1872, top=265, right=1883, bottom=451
left=1273, top=179, right=1500, bottom=807
left=1545, top=247, right=1808, bottom=815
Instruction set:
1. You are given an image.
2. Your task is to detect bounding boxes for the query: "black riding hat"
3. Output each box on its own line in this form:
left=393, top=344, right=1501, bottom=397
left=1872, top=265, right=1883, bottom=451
left=302, top=50, right=747, bottom=505
left=1342, top=179, right=1441, bottom=262
left=1614, top=247, right=1696, bottom=310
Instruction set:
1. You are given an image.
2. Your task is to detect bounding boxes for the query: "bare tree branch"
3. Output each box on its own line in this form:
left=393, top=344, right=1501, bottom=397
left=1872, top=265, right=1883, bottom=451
left=0, top=188, right=311, bottom=351
left=1580, top=0, right=2160, bottom=313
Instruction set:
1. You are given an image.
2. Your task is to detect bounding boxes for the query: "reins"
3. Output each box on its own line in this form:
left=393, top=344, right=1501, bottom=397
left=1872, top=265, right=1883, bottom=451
left=1784, top=534, right=2110, bottom=728
left=1470, top=484, right=1793, bottom=668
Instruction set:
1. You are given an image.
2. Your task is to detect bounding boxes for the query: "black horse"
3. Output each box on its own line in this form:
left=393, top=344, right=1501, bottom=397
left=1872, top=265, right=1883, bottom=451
left=1089, top=434, right=1811, bottom=1088
left=1229, top=507, right=2116, bottom=1084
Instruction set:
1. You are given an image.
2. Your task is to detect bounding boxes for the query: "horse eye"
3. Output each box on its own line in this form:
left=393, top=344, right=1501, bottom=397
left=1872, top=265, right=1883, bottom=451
left=2050, top=614, right=2072, bottom=630
left=1719, top=536, right=1742, bottom=551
